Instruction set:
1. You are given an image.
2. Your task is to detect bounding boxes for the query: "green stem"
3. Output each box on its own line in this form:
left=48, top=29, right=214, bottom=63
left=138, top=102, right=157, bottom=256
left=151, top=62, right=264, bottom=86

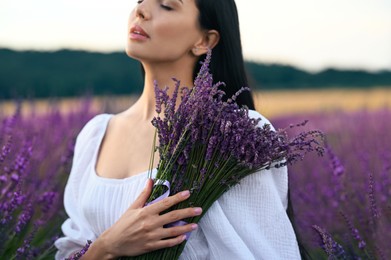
left=148, top=127, right=158, bottom=179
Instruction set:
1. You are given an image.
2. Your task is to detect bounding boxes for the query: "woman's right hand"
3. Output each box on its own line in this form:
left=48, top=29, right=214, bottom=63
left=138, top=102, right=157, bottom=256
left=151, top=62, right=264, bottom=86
left=82, top=179, right=202, bottom=259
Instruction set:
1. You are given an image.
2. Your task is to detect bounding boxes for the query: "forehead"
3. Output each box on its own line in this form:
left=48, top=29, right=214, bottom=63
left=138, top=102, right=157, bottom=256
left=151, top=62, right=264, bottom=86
left=179, top=0, right=197, bottom=7
left=177, top=0, right=199, bottom=14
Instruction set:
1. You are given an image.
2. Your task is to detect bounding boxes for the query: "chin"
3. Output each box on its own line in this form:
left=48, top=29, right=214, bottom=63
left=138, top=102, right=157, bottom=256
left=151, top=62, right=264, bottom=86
left=125, top=45, right=143, bottom=61
left=125, top=47, right=134, bottom=59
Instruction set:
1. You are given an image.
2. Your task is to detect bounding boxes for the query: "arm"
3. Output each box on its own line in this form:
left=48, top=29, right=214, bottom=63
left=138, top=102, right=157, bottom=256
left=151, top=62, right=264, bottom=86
left=181, top=167, right=300, bottom=260
left=220, top=167, right=301, bottom=259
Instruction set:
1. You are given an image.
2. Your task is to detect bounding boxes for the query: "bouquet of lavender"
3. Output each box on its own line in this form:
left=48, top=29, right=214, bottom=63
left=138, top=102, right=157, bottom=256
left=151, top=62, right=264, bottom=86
left=123, top=50, right=324, bottom=259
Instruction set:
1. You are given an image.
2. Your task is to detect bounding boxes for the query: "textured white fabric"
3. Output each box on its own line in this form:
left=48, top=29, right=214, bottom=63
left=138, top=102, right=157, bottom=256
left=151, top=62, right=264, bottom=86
left=54, top=110, right=301, bottom=260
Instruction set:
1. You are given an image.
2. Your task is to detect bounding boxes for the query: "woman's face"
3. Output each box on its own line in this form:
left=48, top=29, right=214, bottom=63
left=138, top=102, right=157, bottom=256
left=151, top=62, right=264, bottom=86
left=125, top=0, right=203, bottom=64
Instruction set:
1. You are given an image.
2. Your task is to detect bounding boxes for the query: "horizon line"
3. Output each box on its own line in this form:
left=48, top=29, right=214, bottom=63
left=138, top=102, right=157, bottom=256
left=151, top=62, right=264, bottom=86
left=1, top=45, right=390, bottom=74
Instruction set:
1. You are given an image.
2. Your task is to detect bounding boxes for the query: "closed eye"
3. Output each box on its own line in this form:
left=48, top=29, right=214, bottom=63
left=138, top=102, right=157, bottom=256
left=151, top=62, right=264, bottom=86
left=160, top=4, right=173, bottom=11
left=136, top=0, right=174, bottom=11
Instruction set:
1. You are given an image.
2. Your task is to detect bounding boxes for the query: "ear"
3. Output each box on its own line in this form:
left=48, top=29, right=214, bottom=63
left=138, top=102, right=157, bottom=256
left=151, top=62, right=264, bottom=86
left=192, top=29, right=220, bottom=56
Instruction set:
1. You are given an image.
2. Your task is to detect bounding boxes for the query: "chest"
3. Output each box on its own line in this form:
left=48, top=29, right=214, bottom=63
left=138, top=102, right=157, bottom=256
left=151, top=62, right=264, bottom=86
left=81, top=175, right=147, bottom=236
left=95, top=119, right=160, bottom=179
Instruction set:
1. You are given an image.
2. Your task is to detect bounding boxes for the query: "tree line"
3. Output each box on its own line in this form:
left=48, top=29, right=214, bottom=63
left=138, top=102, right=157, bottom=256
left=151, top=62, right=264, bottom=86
left=0, top=48, right=390, bottom=100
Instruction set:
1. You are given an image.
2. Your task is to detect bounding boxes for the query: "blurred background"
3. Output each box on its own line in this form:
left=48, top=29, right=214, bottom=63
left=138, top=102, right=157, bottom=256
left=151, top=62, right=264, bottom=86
left=1, top=0, right=390, bottom=117
left=1, top=1, right=391, bottom=258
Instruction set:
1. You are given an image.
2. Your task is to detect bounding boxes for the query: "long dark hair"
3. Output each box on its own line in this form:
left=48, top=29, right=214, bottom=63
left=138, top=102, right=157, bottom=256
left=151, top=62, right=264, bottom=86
left=195, top=0, right=310, bottom=259
left=194, top=0, right=255, bottom=110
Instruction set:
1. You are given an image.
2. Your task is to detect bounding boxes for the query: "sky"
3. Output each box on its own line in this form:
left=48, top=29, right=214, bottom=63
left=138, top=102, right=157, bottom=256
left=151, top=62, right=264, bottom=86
left=0, top=0, right=390, bottom=72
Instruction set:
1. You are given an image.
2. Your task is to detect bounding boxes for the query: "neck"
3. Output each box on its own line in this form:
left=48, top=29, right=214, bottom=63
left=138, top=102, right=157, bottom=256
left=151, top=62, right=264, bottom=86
left=135, top=58, right=197, bottom=120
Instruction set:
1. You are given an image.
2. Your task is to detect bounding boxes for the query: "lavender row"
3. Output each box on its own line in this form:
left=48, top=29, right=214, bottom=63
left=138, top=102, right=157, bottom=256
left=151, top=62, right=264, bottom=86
left=0, top=100, right=95, bottom=259
left=273, top=108, right=391, bottom=259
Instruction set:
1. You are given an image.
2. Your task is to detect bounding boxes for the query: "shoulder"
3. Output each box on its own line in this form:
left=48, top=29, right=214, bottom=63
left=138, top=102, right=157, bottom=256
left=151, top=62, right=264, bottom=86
left=248, top=109, right=276, bottom=131
left=71, top=113, right=112, bottom=164
left=75, top=113, right=112, bottom=145
left=67, top=113, right=112, bottom=182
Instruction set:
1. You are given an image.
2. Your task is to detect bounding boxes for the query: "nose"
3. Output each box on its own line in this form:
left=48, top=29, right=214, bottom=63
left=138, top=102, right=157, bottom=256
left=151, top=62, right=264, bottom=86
left=135, top=1, right=151, bottom=20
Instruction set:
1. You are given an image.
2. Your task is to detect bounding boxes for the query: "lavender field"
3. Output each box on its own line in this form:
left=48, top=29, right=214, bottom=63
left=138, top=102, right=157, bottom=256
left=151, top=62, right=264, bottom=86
left=274, top=109, right=391, bottom=259
left=0, top=101, right=95, bottom=259
left=0, top=100, right=390, bottom=259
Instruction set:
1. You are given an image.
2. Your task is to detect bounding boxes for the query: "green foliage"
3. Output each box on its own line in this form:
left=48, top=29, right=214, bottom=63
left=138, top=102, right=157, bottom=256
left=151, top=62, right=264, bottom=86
left=245, top=61, right=391, bottom=89
left=0, top=48, right=143, bottom=99
left=0, top=48, right=390, bottom=100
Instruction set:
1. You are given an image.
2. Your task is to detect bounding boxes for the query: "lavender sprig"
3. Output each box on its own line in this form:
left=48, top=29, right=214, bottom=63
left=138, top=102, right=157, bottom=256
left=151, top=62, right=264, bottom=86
left=313, top=225, right=347, bottom=259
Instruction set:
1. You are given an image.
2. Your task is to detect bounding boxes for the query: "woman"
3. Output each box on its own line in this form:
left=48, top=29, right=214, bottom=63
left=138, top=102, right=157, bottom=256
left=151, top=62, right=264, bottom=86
left=55, top=0, right=302, bottom=259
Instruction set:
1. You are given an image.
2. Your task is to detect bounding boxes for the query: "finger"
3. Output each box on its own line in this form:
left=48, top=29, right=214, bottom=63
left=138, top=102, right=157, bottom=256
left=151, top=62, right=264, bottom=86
left=146, top=190, right=190, bottom=213
left=158, top=207, right=202, bottom=226
left=130, top=178, right=154, bottom=209
left=147, top=234, right=187, bottom=251
left=158, top=223, right=198, bottom=240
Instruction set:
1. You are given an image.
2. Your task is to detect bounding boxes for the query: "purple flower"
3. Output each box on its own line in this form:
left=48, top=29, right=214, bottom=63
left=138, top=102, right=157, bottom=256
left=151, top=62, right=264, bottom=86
left=154, top=80, right=169, bottom=114
left=340, top=211, right=367, bottom=250
left=313, top=225, right=347, bottom=259
left=368, top=172, right=379, bottom=224
left=15, top=203, right=33, bottom=233
left=38, top=191, right=58, bottom=214
left=1, top=190, right=26, bottom=225
left=326, top=146, right=345, bottom=176
left=0, top=135, right=12, bottom=164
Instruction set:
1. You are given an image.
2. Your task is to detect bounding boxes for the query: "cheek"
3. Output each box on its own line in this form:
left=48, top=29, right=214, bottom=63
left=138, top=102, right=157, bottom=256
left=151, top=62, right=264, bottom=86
left=155, top=19, right=200, bottom=45
left=128, top=10, right=137, bottom=22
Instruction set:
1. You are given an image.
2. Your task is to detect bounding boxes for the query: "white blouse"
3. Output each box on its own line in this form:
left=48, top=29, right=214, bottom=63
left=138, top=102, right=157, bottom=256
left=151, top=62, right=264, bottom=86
left=54, top=110, right=301, bottom=260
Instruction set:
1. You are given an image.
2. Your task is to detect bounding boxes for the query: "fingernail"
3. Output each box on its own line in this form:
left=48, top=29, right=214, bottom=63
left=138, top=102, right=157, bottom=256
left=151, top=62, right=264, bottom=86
left=181, top=190, right=190, bottom=197
left=191, top=224, right=198, bottom=230
left=194, top=207, right=202, bottom=215
left=181, top=235, right=187, bottom=242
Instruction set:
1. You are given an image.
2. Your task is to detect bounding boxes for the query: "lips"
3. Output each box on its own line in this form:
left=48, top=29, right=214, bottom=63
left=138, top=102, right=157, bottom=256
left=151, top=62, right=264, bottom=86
left=130, top=25, right=150, bottom=38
